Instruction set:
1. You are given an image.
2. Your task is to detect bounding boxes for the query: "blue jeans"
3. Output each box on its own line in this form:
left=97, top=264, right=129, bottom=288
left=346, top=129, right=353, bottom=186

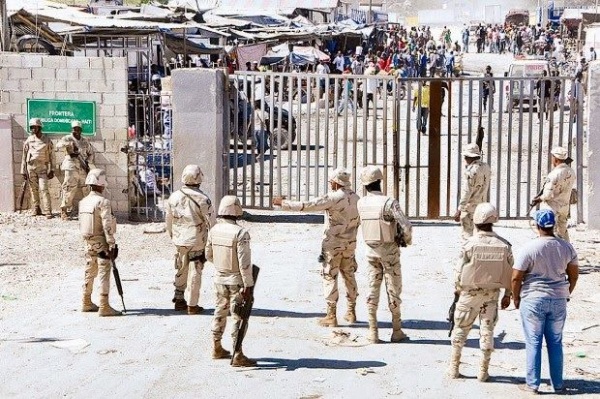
left=520, top=297, right=568, bottom=390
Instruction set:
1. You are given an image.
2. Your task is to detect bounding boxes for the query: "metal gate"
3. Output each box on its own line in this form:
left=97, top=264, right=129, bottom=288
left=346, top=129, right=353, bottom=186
left=226, top=71, right=586, bottom=221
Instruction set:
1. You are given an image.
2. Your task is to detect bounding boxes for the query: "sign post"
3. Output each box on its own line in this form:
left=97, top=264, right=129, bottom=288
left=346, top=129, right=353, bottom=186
left=27, top=99, right=97, bottom=136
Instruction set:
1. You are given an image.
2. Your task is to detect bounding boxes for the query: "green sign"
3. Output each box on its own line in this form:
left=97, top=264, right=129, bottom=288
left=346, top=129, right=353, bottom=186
left=27, top=99, right=97, bottom=136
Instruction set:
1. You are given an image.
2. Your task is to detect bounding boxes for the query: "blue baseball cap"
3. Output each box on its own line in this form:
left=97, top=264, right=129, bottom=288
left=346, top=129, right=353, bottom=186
left=534, top=209, right=556, bottom=228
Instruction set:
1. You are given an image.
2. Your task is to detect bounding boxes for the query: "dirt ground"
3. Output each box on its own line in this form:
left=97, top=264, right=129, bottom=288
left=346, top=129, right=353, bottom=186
left=0, top=210, right=599, bottom=398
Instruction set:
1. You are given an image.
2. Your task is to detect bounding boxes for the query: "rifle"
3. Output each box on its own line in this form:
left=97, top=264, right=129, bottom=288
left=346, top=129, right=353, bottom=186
left=72, top=143, right=90, bottom=174
left=447, top=292, right=459, bottom=337
left=17, top=173, right=29, bottom=212
left=109, top=245, right=126, bottom=313
left=395, top=223, right=407, bottom=248
left=475, top=115, right=485, bottom=154
left=231, top=265, right=260, bottom=364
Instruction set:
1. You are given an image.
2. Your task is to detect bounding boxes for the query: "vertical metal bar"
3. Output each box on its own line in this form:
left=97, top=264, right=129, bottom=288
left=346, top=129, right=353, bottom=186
left=233, top=77, right=239, bottom=198
left=393, top=79, right=399, bottom=200
left=496, top=78, right=504, bottom=214
left=467, top=80, right=473, bottom=142
left=558, top=77, right=566, bottom=146
left=576, top=81, right=584, bottom=224
left=305, top=75, right=311, bottom=201
left=287, top=74, right=293, bottom=200
left=382, top=77, right=389, bottom=195
left=315, top=74, right=321, bottom=198
left=296, top=75, right=302, bottom=200
left=446, top=80, right=452, bottom=216
left=362, top=76, right=368, bottom=169
left=332, top=77, right=339, bottom=170
left=352, top=76, right=359, bottom=188
left=456, top=80, right=463, bottom=212
left=324, top=75, right=330, bottom=194
left=416, top=82, right=422, bottom=217
left=405, top=81, right=412, bottom=215
left=536, top=81, right=544, bottom=193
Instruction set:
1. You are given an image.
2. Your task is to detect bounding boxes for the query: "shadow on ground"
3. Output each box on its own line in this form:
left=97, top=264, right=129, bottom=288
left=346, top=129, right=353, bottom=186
left=490, top=375, right=600, bottom=395
left=253, top=308, right=325, bottom=318
left=243, top=213, right=324, bottom=224
left=126, top=308, right=214, bottom=317
left=254, top=357, right=386, bottom=371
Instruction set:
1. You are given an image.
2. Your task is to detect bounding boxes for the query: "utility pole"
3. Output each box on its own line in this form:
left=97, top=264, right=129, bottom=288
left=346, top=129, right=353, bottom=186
left=368, top=0, right=373, bottom=24
left=0, top=0, right=9, bottom=52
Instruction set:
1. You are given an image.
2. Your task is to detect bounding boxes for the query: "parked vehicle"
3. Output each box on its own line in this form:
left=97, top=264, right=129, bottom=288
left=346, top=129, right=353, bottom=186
left=503, top=59, right=551, bottom=111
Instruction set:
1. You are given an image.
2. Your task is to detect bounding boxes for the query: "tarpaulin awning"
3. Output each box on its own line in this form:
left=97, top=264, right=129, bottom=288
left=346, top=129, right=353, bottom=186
left=163, top=31, right=225, bottom=55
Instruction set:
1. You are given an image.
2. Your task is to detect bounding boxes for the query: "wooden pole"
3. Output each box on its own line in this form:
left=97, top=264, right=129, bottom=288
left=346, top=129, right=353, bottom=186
left=428, top=80, right=442, bottom=219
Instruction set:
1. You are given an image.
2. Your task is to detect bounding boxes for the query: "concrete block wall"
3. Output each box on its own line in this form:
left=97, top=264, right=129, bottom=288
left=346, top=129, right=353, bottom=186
left=0, top=53, right=129, bottom=215
left=586, top=62, right=600, bottom=230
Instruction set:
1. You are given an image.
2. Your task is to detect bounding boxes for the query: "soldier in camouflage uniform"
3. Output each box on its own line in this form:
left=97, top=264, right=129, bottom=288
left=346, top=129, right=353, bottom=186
left=78, top=168, right=121, bottom=317
left=165, top=165, right=215, bottom=314
left=531, top=146, right=576, bottom=242
left=206, top=195, right=256, bottom=367
left=273, top=168, right=360, bottom=327
left=448, top=203, right=513, bottom=381
left=58, top=120, right=95, bottom=220
left=453, top=143, right=491, bottom=242
left=20, top=118, right=55, bottom=219
left=357, top=166, right=412, bottom=343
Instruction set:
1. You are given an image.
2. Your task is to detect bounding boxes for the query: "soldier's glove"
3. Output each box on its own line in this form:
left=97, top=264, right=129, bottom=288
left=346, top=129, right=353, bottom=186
left=189, top=252, right=207, bottom=263
left=47, top=171, right=55, bottom=180
left=241, top=286, right=254, bottom=303
left=317, top=253, right=325, bottom=263
left=69, top=153, right=80, bottom=158
left=109, top=245, right=119, bottom=260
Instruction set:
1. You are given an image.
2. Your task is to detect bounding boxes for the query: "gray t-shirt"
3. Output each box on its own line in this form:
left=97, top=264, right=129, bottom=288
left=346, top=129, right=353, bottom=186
left=514, top=236, right=578, bottom=299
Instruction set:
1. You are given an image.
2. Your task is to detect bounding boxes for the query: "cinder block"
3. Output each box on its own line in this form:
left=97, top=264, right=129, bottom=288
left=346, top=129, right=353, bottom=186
left=13, top=150, right=23, bottom=164
left=0, top=67, right=9, bottom=82
left=116, top=200, right=129, bottom=213
left=32, top=91, right=57, bottom=100
left=79, top=68, right=106, bottom=81
left=112, top=58, right=127, bottom=70
left=9, top=68, right=32, bottom=79
left=91, top=140, right=106, bottom=153
left=102, top=93, right=127, bottom=106
left=66, top=57, right=90, bottom=69
left=32, top=68, right=56, bottom=80
left=20, top=79, right=43, bottom=92
left=89, top=58, right=111, bottom=69
left=1, top=78, right=19, bottom=91
left=9, top=91, right=33, bottom=104
left=42, top=56, right=67, bottom=69
left=98, top=104, right=115, bottom=117
left=21, top=55, right=43, bottom=68
left=98, top=129, right=116, bottom=141
left=67, top=80, right=90, bottom=92
left=113, top=105, right=128, bottom=118
left=89, top=79, right=112, bottom=92
left=112, top=79, right=128, bottom=93
left=53, top=81, right=67, bottom=92
left=0, top=54, right=22, bottom=68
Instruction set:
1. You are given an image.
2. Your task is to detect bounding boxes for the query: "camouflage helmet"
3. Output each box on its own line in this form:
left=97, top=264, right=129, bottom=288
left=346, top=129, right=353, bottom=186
left=550, top=146, right=568, bottom=160
left=473, top=202, right=498, bottom=225
left=71, top=120, right=82, bottom=129
left=360, top=166, right=383, bottom=186
left=218, top=195, right=243, bottom=217
left=181, top=164, right=203, bottom=185
left=462, top=143, right=481, bottom=158
left=29, top=118, right=43, bottom=128
left=85, top=168, right=108, bottom=187
left=329, top=168, right=351, bottom=187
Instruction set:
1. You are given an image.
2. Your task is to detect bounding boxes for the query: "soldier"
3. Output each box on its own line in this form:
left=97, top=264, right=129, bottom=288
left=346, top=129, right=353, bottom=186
left=20, top=118, right=55, bottom=218
left=273, top=168, right=360, bottom=327
left=58, top=120, right=95, bottom=220
left=448, top=203, right=513, bottom=381
left=453, top=143, right=491, bottom=241
left=206, top=195, right=256, bottom=367
left=357, top=166, right=412, bottom=343
left=78, top=169, right=121, bottom=316
left=165, top=165, right=215, bottom=314
left=531, top=146, right=576, bottom=242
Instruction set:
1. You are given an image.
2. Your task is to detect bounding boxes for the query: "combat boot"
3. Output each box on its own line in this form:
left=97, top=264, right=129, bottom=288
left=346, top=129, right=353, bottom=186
left=391, top=314, right=408, bottom=342
left=343, top=302, right=357, bottom=324
left=187, top=305, right=204, bottom=315
left=32, top=206, right=42, bottom=216
left=60, top=207, right=69, bottom=221
left=318, top=303, right=338, bottom=327
left=368, top=311, right=381, bottom=344
left=232, top=350, right=257, bottom=367
left=212, top=340, right=231, bottom=359
left=173, top=298, right=187, bottom=311
left=81, top=294, right=99, bottom=312
left=477, top=349, right=492, bottom=382
left=446, top=346, right=462, bottom=379
left=99, top=294, right=122, bottom=317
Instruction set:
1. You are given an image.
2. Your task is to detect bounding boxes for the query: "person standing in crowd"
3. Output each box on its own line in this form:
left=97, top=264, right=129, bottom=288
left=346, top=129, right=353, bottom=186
left=454, top=143, right=491, bottom=241
left=206, top=195, right=256, bottom=367
left=58, top=120, right=95, bottom=220
left=78, top=168, right=121, bottom=317
left=448, top=203, right=513, bottom=381
left=412, top=81, right=430, bottom=134
left=482, top=65, right=495, bottom=112
left=317, top=59, right=330, bottom=94
left=333, top=51, right=345, bottom=74
left=445, top=51, right=455, bottom=77
left=462, top=25, right=470, bottom=53
left=165, top=164, right=215, bottom=314
left=357, top=166, right=412, bottom=343
left=531, top=147, right=576, bottom=242
left=512, top=209, right=579, bottom=394
left=273, top=169, right=360, bottom=328
left=20, top=118, right=55, bottom=219
left=365, top=63, right=379, bottom=118
left=337, top=69, right=355, bottom=116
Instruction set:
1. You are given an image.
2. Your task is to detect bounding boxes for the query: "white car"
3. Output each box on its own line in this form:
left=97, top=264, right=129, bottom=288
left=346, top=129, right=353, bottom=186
left=503, top=59, right=551, bottom=111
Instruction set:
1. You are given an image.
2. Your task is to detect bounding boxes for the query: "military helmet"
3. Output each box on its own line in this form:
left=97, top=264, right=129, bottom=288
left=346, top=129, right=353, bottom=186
left=218, top=195, right=243, bottom=217
left=329, top=168, right=351, bottom=187
left=462, top=143, right=481, bottom=158
left=550, top=146, right=568, bottom=160
left=473, top=202, right=498, bottom=224
left=71, top=120, right=82, bottom=128
left=181, top=164, right=203, bottom=185
left=360, top=165, right=383, bottom=186
left=29, top=118, right=43, bottom=128
left=85, top=168, right=108, bottom=187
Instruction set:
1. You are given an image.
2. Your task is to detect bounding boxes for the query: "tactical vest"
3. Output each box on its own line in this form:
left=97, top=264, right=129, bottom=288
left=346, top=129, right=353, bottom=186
left=358, top=195, right=396, bottom=245
left=79, top=195, right=116, bottom=239
left=210, top=223, right=242, bottom=273
left=460, top=243, right=511, bottom=290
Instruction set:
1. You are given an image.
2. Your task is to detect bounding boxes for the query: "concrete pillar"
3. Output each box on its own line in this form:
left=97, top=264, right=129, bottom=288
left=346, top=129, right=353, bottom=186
left=0, top=114, right=15, bottom=211
left=586, top=62, right=600, bottom=230
left=171, top=68, right=226, bottom=209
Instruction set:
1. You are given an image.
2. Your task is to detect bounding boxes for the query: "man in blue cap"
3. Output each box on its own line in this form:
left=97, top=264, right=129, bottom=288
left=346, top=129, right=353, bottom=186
left=511, top=209, right=579, bottom=394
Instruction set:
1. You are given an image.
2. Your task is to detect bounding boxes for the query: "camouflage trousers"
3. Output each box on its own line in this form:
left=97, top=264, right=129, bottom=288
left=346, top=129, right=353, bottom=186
left=173, top=246, right=204, bottom=307
left=451, top=289, right=500, bottom=351
left=60, top=168, right=87, bottom=209
left=27, top=166, right=52, bottom=215
left=460, top=211, right=474, bottom=242
left=322, top=248, right=358, bottom=306
left=555, top=211, right=570, bottom=243
left=212, top=283, right=243, bottom=342
left=83, top=237, right=111, bottom=296
left=365, top=243, right=402, bottom=317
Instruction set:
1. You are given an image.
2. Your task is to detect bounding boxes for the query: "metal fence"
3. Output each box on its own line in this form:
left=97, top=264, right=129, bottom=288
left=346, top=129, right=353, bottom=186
left=226, top=71, right=586, bottom=221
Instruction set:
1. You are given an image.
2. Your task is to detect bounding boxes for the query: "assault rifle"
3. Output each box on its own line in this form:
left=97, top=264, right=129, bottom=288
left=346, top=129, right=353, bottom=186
left=102, top=245, right=126, bottom=313
left=231, top=265, right=260, bottom=364
left=395, top=224, right=407, bottom=248
left=447, top=292, right=459, bottom=337
left=17, top=173, right=29, bottom=213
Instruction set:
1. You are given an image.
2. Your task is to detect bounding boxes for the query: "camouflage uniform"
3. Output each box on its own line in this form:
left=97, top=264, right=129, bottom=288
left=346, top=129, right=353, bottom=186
left=539, top=163, right=575, bottom=242
left=20, top=134, right=54, bottom=216
left=449, top=229, right=513, bottom=381
left=79, top=188, right=120, bottom=316
left=58, top=133, right=95, bottom=212
left=357, top=190, right=413, bottom=342
left=281, top=185, right=360, bottom=322
left=165, top=186, right=215, bottom=310
left=458, top=160, right=491, bottom=241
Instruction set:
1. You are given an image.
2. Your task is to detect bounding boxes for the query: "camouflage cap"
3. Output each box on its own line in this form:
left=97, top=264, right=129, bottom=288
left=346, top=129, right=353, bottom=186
left=360, top=166, right=383, bottom=186
left=551, top=146, right=568, bottom=160
left=329, top=168, right=351, bottom=187
left=473, top=202, right=498, bottom=224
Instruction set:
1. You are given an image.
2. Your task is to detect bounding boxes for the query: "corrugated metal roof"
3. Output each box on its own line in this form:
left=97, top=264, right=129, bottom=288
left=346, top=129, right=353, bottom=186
left=168, top=0, right=339, bottom=12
